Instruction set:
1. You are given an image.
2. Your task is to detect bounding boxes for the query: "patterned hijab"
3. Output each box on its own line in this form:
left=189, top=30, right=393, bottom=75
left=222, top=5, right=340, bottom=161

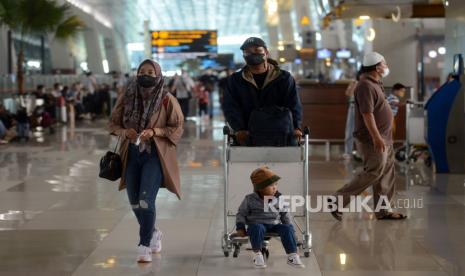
left=122, top=59, right=167, bottom=151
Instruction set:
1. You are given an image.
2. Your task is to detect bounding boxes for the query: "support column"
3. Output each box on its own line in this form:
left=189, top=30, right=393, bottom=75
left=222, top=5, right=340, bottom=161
left=266, top=25, right=280, bottom=59
left=0, top=27, right=8, bottom=75
left=372, top=19, right=417, bottom=88
left=50, top=38, right=74, bottom=73
left=443, top=0, right=465, bottom=82
left=83, top=27, right=104, bottom=74
left=277, top=0, right=295, bottom=45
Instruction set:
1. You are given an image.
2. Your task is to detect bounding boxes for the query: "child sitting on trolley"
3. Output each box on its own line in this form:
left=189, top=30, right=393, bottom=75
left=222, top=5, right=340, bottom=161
left=235, top=166, right=305, bottom=269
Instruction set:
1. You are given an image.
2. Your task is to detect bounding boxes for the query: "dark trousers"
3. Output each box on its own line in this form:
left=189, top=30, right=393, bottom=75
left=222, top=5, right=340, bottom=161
left=247, top=223, right=297, bottom=254
left=177, top=98, right=190, bottom=119
left=125, top=143, right=163, bottom=247
left=199, top=103, right=208, bottom=116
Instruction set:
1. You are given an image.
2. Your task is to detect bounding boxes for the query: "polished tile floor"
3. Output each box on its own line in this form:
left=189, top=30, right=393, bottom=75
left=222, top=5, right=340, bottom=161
left=0, top=117, right=464, bottom=276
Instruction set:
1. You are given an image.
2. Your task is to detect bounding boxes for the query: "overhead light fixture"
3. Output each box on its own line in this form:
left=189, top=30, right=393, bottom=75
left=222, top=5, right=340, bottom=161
left=438, top=47, right=446, bottom=55
left=296, top=45, right=302, bottom=51
left=278, top=45, right=285, bottom=51
left=366, top=28, right=376, bottom=41
left=359, top=15, right=370, bottom=20
left=26, top=60, right=41, bottom=69
left=279, top=57, right=286, bottom=63
left=80, top=62, right=89, bottom=72
left=102, top=59, right=110, bottom=73
left=429, top=50, right=438, bottom=58
left=340, top=253, right=347, bottom=265
left=444, top=0, right=449, bottom=7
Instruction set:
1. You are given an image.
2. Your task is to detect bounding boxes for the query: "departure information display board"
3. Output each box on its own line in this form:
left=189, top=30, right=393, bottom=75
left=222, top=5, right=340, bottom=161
left=150, top=30, right=218, bottom=54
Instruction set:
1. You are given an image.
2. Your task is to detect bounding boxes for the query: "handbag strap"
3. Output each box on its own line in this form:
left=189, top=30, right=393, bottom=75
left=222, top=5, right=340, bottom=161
left=113, top=135, right=121, bottom=153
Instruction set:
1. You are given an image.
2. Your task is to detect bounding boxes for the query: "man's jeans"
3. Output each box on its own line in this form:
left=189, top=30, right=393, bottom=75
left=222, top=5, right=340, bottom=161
left=247, top=223, right=297, bottom=254
left=125, top=143, right=163, bottom=247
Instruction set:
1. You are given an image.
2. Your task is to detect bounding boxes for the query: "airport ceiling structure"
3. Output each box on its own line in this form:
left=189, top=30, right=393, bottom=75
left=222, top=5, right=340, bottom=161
left=73, top=0, right=267, bottom=44
left=69, top=0, right=446, bottom=47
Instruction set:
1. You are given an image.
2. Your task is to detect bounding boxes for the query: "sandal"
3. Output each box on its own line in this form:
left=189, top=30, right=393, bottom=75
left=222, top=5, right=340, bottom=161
left=377, top=213, right=407, bottom=220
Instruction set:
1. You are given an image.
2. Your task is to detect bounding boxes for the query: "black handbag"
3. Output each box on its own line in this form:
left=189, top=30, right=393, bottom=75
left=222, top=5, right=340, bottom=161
left=99, top=136, right=122, bottom=181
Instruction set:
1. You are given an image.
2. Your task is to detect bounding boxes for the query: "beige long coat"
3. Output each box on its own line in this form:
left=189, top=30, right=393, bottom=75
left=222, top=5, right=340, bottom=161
left=109, top=92, right=184, bottom=199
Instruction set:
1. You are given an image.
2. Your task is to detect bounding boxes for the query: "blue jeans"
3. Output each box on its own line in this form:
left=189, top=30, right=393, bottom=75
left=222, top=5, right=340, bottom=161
left=16, top=123, right=29, bottom=138
left=247, top=224, right=297, bottom=254
left=125, top=143, right=163, bottom=247
left=0, top=120, right=6, bottom=138
left=344, top=103, right=355, bottom=155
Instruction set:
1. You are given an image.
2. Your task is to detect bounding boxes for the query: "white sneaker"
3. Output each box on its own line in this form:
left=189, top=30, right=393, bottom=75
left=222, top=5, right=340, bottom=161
left=253, top=252, right=266, bottom=268
left=150, top=228, right=162, bottom=253
left=137, top=245, right=152, bottom=263
left=287, top=253, right=305, bottom=268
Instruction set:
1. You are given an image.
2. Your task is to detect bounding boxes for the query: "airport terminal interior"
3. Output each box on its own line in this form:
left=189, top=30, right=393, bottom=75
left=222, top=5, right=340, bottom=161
left=1, top=0, right=465, bottom=275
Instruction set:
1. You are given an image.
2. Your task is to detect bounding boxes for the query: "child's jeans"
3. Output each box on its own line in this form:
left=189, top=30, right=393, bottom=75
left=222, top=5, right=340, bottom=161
left=247, top=223, right=297, bottom=254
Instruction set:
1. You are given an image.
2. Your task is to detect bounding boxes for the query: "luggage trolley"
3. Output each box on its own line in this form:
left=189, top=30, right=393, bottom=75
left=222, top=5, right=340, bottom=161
left=221, top=126, right=312, bottom=258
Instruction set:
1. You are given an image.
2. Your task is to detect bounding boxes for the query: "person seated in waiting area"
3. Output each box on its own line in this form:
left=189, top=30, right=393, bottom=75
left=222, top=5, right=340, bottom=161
left=235, top=166, right=305, bottom=269
left=15, top=106, right=30, bottom=141
left=223, top=37, right=302, bottom=146
left=0, top=104, right=17, bottom=144
left=387, top=83, right=406, bottom=137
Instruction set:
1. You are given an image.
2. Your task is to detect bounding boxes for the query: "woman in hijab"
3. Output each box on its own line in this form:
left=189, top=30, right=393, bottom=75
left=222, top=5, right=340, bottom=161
left=109, top=59, right=184, bottom=263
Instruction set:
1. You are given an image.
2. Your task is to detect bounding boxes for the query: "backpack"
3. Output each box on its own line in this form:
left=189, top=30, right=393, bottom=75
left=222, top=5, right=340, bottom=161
left=247, top=88, right=296, bottom=147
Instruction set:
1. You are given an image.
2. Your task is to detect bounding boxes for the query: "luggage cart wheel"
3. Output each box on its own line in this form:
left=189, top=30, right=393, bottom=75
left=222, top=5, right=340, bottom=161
left=223, top=126, right=231, bottom=135
left=223, top=250, right=230, bottom=257
left=233, top=245, right=240, bottom=258
left=261, top=248, right=270, bottom=259
left=304, top=251, right=310, bottom=258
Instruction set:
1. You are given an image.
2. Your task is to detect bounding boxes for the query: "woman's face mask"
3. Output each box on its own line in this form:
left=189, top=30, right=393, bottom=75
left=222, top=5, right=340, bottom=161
left=137, top=75, right=160, bottom=88
left=137, top=63, right=161, bottom=88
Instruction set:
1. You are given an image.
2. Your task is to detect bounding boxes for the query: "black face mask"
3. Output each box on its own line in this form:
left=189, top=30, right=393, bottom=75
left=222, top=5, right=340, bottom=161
left=244, top=53, right=265, bottom=66
left=137, top=75, right=160, bottom=88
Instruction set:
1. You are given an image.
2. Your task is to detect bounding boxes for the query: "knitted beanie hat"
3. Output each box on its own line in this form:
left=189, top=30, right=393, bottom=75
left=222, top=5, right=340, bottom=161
left=250, top=166, right=281, bottom=191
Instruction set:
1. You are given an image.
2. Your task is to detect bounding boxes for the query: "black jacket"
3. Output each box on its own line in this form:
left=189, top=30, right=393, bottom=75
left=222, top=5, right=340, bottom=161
left=223, top=64, right=302, bottom=131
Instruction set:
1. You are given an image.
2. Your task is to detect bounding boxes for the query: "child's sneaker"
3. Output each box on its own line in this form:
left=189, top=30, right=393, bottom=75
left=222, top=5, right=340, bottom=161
left=150, top=228, right=162, bottom=253
left=253, top=252, right=266, bottom=268
left=287, top=253, right=305, bottom=268
left=137, top=245, right=152, bottom=263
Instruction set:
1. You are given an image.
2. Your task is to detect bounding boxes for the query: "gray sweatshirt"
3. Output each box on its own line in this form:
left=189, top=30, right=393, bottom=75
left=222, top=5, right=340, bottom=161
left=236, top=191, right=292, bottom=230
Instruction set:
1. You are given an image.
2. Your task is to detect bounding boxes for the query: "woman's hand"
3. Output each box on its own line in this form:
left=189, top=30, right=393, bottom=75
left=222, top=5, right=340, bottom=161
left=125, top=128, right=138, bottom=139
left=140, top=129, right=155, bottom=141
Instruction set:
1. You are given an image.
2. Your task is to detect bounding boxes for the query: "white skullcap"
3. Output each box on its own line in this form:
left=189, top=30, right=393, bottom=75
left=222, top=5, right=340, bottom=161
left=362, top=52, right=385, bottom=67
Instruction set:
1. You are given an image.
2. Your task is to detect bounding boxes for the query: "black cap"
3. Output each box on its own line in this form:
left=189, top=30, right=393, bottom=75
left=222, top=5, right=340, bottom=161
left=240, top=37, right=267, bottom=50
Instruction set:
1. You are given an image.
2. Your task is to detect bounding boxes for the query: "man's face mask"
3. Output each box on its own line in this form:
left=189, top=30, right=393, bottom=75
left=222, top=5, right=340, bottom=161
left=137, top=75, right=160, bottom=88
left=244, top=53, right=265, bottom=66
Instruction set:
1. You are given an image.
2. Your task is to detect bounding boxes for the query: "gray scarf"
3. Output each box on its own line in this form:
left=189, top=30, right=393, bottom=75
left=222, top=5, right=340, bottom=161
left=122, top=60, right=167, bottom=152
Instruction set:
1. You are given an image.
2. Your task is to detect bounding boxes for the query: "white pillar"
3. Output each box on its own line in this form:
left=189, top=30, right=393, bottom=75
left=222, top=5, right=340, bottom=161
left=372, top=19, right=417, bottom=88
left=0, top=27, right=8, bottom=75
left=267, top=25, right=280, bottom=59
left=443, top=0, right=465, bottom=82
left=278, top=4, right=295, bottom=44
left=49, top=38, right=74, bottom=72
left=83, top=26, right=104, bottom=74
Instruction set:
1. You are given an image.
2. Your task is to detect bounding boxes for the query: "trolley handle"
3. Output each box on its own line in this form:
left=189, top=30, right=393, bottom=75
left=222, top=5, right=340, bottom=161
left=299, top=126, right=310, bottom=146
left=223, top=125, right=232, bottom=136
